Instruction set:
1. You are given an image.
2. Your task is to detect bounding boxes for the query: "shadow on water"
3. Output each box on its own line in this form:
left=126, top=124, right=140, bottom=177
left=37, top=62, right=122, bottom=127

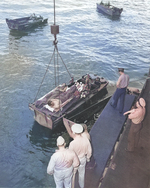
left=9, top=30, right=29, bottom=39
left=9, top=22, right=48, bottom=39
left=28, top=121, right=67, bottom=149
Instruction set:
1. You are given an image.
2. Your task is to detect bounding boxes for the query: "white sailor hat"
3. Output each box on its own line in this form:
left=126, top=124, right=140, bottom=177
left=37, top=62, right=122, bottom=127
left=57, top=136, right=65, bottom=146
left=71, top=123, right=83, bottom=134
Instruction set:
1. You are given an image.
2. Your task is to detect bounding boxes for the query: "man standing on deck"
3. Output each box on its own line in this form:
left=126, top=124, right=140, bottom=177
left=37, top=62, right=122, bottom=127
left=69, top=124, right=92, bottom=188
left=110, top=68, right=129, bottom=115
left=124, top=98, right=146, bottom=152
left=47, top=136, right=79, bottom=188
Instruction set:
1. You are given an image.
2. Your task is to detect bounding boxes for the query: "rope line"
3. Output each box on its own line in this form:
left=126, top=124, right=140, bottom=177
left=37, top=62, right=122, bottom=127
left=34, top=49, right=55, bottom=102
left=55, top=46, right=72, bottom=79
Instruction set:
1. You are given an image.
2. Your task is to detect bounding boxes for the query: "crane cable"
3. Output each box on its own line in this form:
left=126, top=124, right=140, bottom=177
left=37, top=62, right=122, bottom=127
left=34, top=48, right=55, bottom=102
left=34, top=0, right=72, bottom=102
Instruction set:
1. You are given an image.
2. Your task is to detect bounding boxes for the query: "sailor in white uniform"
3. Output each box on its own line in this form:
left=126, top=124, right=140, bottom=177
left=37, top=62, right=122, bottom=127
left=69, top=124, right=92, bottom=188
left=47, top=136, right=79, bottom=188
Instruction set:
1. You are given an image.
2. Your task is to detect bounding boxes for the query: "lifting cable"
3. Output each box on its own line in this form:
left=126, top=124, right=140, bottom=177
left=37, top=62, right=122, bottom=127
left=34, top=48, right=55, bottom=102
left=51, top=0, right=73, bottom=115
left=34, top=0, right=72, bottom=103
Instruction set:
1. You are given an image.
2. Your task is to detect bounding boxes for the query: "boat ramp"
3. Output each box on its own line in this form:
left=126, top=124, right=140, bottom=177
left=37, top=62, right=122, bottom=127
left=76, top=78, right=150, bottom=188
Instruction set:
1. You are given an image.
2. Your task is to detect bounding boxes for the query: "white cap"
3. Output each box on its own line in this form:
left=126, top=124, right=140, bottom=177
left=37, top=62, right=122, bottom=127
left=71, top=123, right=83, bottom=134
left=57, top=136, right=65, bottom=146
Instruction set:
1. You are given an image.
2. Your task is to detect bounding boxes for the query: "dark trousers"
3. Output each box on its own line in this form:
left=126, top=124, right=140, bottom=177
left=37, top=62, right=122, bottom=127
left=112, top=87, right=126, bottom=113
left=127, top=121, right=142, bottom=151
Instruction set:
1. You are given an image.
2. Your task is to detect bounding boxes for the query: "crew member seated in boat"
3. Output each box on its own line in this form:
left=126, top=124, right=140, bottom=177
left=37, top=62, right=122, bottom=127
left=58, top=83, right=68, bottom=92
left=59, top=84, right=80, bottom=102
left=83, top=74, right=100, bottom=91
left=90, top=77, right=101, bottom=90
left=47, top=84, right=77, bottom=105
left=35, top=84, right=68, bottom=108
left=75, top=81, right=85, bottom=92
left=68, top=77, right=74, bottom=87
left=48, top=99, right=62, bottom=111
left=46, top=96, right=73, bottom=112
left=83, top=74, right=91, bottom=91
left=94, top=77, right=101, bottom=87
left=43, top=83, right=68, bottom=103
left=47, top=86, right=78, bottom=112
left=45, top=83, right=84, bottom=112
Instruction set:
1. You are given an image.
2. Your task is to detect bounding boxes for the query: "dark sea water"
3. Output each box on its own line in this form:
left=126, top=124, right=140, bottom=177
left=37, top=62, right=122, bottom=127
left=0, top=0, right=150, bottom=187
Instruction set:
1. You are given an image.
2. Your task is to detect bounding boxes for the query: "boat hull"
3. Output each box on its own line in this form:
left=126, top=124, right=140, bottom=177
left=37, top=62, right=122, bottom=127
left=96, top=3, right=123, bottom=17
left=6, top=14, right=48, bottom=31
left=30, top=87, right=108, bottom=130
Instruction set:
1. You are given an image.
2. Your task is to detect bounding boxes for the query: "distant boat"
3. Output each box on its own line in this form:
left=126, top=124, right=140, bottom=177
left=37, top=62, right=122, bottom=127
left=96, top=1, right=123, bottom=17
left=6, top=14, right=48, bottom=31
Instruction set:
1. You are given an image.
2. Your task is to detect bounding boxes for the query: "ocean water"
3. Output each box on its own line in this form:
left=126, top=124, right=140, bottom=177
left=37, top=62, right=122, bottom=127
left=0, top=0, right=150, bottom=187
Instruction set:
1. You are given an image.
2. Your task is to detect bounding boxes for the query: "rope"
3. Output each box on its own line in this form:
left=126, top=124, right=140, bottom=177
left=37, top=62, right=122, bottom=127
left=33, top=0, right=72, bottom=115
left=55, top=46, right=72, bottom=79
left=34, top=49, right=55, bottom=102
left=54, top=46, right=56, bottom=86
left=55, top=45, right=62, bottom=115
left=57, top=47, right=59, bottom=86
left=53, top=0, right=56, bottom=25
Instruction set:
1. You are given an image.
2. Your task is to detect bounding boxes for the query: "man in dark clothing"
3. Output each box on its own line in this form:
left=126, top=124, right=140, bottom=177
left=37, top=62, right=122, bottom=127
left=111, top=68, right=129, bottom=114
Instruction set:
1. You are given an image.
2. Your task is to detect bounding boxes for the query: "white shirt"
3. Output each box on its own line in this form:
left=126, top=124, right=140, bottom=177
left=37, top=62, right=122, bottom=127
left=117, top=73, right=129, bottom=88
left=47, top=148, right=79, bottom=174
left=69, top=135, right=92, bottom=160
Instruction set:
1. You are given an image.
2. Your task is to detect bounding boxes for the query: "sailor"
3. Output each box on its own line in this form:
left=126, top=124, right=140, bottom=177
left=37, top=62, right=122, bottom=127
left=63, top=118, right=90, bottom=141
left=69, top=123, right=92, bottom=188
left=47, top=136, right=80, bottom=188
left=110, top=68, right=129, bottom=115
left=124, top=98, right=146, bottom=152
left=63, top=118, right=96, bottom=171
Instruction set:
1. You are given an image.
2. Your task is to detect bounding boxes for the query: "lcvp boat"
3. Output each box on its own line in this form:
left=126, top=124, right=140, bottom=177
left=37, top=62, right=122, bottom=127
left=6, top=14, right=48, bottom=31
left=96, top=1, right=123, bottom=17
left=29, top=74, right=108, bottom=130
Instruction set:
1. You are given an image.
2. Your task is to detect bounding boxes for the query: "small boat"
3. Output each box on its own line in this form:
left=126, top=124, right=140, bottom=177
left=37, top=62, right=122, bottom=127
left=6, top=14, right=48, bottom=31
left=29, top=74, right=109, bottom=130
left=96, top=1, right=123, bottom=17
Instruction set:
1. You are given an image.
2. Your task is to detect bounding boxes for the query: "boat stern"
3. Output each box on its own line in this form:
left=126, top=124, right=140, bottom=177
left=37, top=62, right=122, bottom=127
left=29, top=104, right=53, bottom=129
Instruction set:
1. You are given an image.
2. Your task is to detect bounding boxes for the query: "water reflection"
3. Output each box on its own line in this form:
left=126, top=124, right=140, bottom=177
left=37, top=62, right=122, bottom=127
left=8, top=22, right=48, bottom=39
left=9, top=30, right=29, bottom=39
left=28, top=121, right=66, bottom=149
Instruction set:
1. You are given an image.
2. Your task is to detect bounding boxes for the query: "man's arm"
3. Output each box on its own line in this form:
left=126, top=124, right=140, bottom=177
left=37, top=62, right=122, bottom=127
left=116, top=76, right=121, bottom=88
left=63, top=118, right=75, bottom=139
left=72, top=151, right=80, bottom=168
left=86, top=139, right=92, bottom=161
left=47, top=155, right=55, bottom=175
left=124, top=109, right=135, bottom=115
